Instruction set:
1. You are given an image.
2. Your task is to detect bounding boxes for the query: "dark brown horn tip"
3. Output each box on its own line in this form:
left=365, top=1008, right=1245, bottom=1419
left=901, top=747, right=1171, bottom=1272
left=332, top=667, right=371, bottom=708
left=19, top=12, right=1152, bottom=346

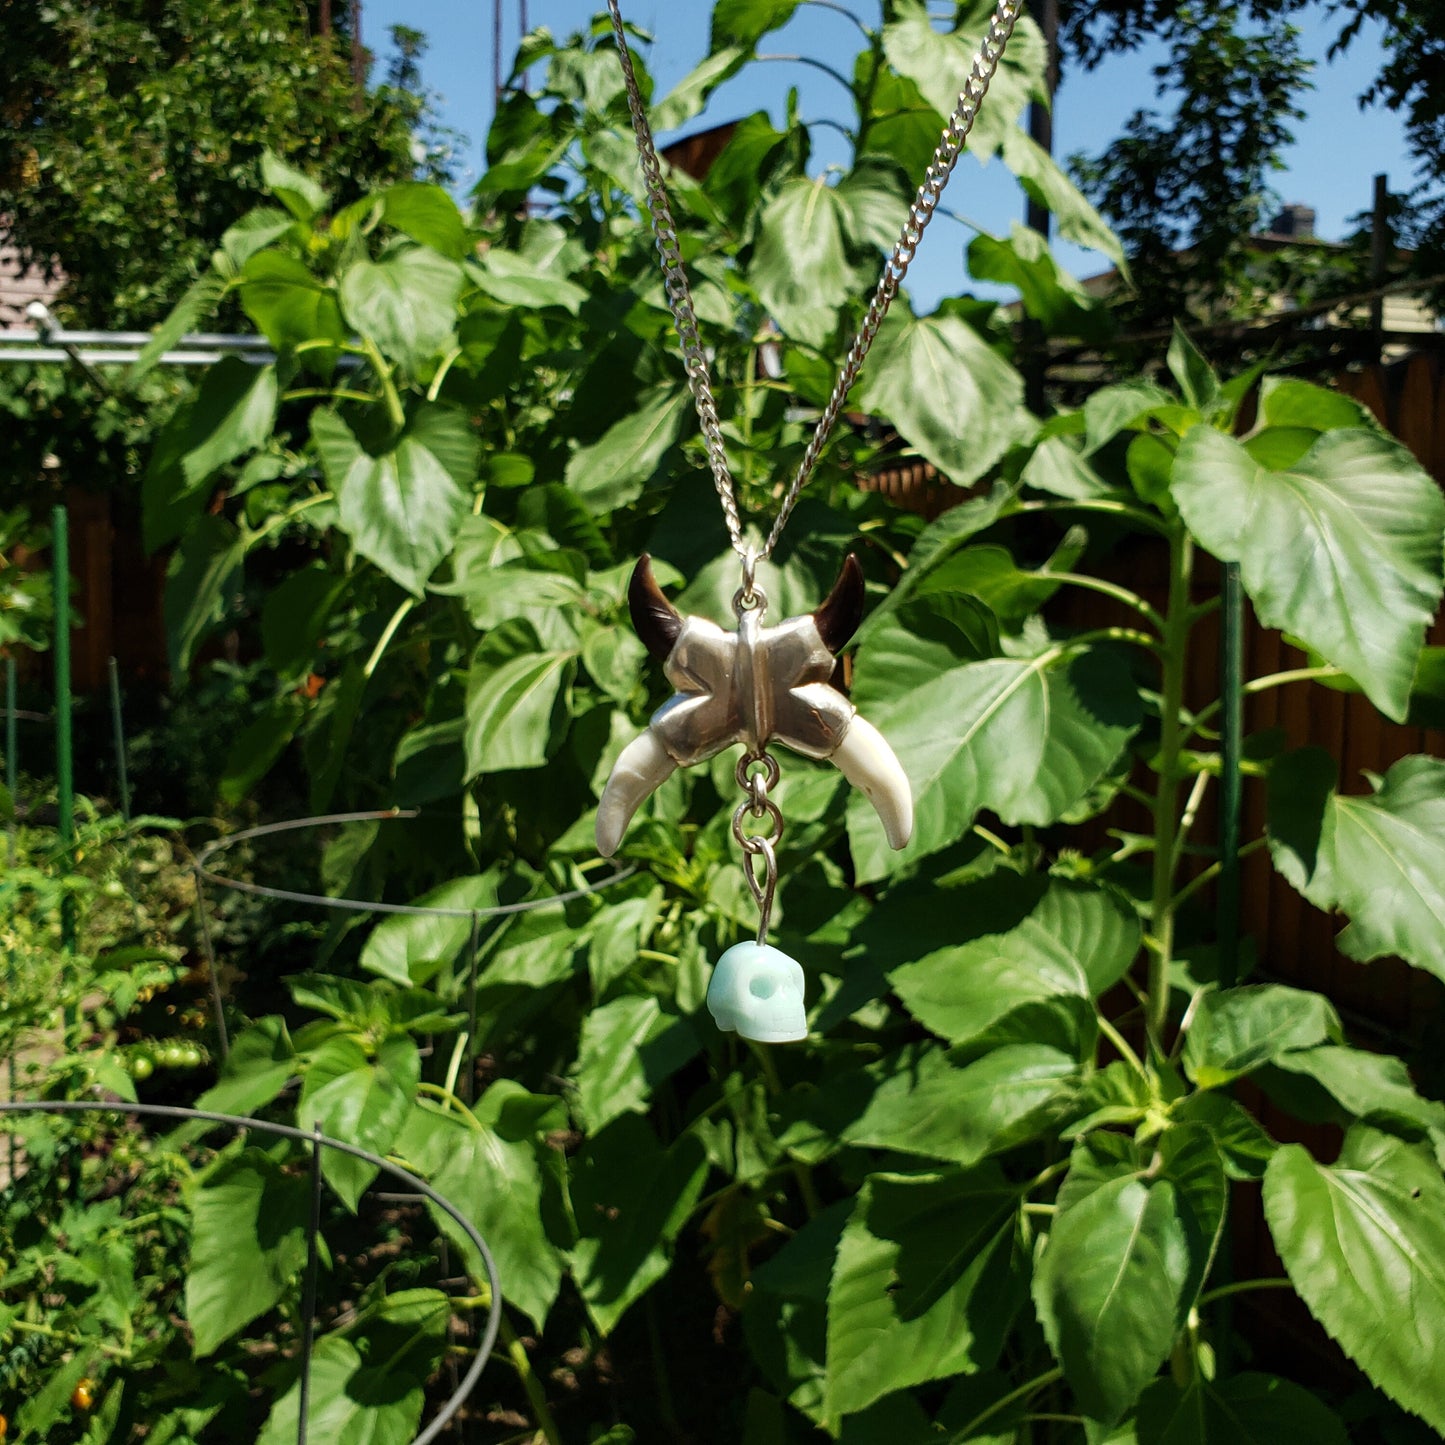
left=629, top=554, right=683, bottom=663
left=814, top=553, right=865, bottom=653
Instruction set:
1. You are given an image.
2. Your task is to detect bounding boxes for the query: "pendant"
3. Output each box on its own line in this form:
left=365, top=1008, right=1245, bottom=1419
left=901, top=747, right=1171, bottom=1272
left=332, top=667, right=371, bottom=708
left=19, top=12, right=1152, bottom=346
left=596, top=553, right=913, bottom=1043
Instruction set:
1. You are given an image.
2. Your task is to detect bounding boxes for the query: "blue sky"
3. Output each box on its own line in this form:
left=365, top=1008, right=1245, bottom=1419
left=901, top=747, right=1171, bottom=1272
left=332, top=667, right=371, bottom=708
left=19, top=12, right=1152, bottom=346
left=364, top=1, right=1413, bottom=305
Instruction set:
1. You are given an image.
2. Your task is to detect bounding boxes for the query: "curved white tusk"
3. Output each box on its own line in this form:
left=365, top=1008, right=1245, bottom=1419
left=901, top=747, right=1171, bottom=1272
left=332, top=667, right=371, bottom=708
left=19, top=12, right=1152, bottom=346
left=831, top=715, right=913, bottom=850
left=596, top=730, right=678, bottom=857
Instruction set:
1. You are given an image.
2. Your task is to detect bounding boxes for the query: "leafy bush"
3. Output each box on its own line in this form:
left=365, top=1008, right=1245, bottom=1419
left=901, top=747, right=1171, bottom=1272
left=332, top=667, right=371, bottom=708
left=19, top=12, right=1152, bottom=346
left=8, top=4, right=1445, bottom=1442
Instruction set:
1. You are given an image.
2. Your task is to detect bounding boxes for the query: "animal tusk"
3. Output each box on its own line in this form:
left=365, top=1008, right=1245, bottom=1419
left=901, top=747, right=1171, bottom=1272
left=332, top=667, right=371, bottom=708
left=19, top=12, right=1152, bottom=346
left=629, top=554, right=684, bottom=663
left=830, top=715, right=913, bottom=849
left=813, top=553, right=865, bottom=654
left=596, top=729, right=678, bottom=856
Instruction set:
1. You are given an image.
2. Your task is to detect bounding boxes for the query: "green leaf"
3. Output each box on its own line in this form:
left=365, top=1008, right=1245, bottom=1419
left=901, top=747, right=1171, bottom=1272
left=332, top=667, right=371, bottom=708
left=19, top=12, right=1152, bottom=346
left=1136, top=1373, right=1350, bottom=1445
left=260, top=148, right=329, bottom=222
left=1264, top=1128, right=1445, bottom=1435
left=855, top=303, right=1029, bottom=492
left=882, top=0, right=1042, bottom=160
left=1032, top=1163, right=1192, bottom=1421
left=749, top=177, right=861, bottom=349
left=186, top=1149, right=309, bottom=1355
left=240, top=250, right=346, bottom=361
left=914, top=529, right=1087, bottom=629
left=217, top=206, right=298, bottom=269
left=1182, top=984, right=1341, bottom=1089
left=196, top=1018, right=296, bottom=1116
left=831, top=1043, right=1078, bottom=1164
left=359, top=873, right=503, bottom=986
left=824, top=1169, right=1023, bottom=1420
left=338, top=248, right=464, bottom=371
left=574, top=995, right=701, bottom=1132
left=470, top=248, right=589, bottom=313
left=1172, top=427, right=1445, bottom=720
left=712, top=0, right=799, bottom=48
left=564, top=385, right=690, bottom=514
left=1256, top=376, right=1380, bottom=433
left=396, top=1090, right=565, bottom=1328
left=256, top=1334, right=421, bottom=1445
left=128, top=272, right=229, bottom=383
left=1165, top=326, right=1220, bottom=414
left=847, top=628, right=1141, bottom=882
left=312, top=407, right=470, bottom=596
left=380, top=183, right=471, bottom=259
left=459, top=563, right=588, bottom=631
left=892, top=880, right=1139, bottom=1047
left=570, top=1115, right=709, bottom=1334
left=297, top=1035, right=421, bottom=1211
left=1083, top=381, right=1176, bottom=454
left=164, top=515, right=243, bottom=674
left=1268, top=1044, right=1445, bottom=1146
left=260, top=563, right=348, bottom=681
left=998, top=128, right=1126, bottom=267
left=970, top=224, right=1104, bottom=335
left=1268, top=751, right=1445, bottom=984
left=219, top=694, right=303, bottom=804
left=464, top=620, right=578, bottom=776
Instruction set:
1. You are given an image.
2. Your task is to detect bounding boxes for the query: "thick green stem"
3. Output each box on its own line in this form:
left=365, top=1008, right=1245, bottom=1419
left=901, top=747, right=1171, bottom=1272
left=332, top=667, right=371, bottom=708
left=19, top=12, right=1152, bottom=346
left=361, top=336, right=406, bottom=431
left=1147, top=528, right=1194, bottom=1048
left=499, top=1315, right=563, bottom=1445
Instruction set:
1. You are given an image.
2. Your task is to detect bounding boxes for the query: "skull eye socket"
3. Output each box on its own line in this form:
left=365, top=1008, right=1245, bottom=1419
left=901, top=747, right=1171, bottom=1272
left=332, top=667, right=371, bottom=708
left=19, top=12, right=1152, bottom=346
left=749, top=973, right=777, bottom=1000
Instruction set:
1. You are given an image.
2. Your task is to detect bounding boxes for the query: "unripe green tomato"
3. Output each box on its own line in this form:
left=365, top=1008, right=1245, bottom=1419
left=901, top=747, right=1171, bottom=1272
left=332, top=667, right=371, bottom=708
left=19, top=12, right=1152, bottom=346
left=129, top=1054, right=154, bottom=1082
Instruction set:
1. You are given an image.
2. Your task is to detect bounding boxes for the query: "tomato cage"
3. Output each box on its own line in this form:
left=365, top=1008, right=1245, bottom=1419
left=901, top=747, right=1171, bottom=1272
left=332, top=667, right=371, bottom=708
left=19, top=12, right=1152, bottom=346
left=0, top=1100, right=502, bottom=1445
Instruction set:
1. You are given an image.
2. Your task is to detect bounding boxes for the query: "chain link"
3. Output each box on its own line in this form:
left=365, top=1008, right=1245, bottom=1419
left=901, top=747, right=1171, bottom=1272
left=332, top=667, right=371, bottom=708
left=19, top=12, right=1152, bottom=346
left=605, top=0, right=1022, bottom=565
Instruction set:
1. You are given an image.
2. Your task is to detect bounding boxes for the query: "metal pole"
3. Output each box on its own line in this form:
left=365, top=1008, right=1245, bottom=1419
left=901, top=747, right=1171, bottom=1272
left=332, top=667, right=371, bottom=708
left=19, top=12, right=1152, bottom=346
left=107, top=657, right=131, bottom=826
left=193, top=867, right=232, bottom=1062
left=1369, top=173, right=1389, bottom=357
left=464, top=912, right=482, bottom=1104
left=493, top=0, right=504, bottom=104
left=5, top=654, right=15, bottom=865
left=52, top=505, right=76, bottom=957
left=297, top=1122, right=325, bottom=1445
left=1217, top=561, right=1244, bottom=991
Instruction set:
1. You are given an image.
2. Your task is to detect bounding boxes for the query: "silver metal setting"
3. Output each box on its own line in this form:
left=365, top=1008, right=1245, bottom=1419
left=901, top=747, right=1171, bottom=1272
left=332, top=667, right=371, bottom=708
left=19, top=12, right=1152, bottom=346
left=596, top=557, right=913, bottom=863
left=603, top=0, right=1022, bottom=566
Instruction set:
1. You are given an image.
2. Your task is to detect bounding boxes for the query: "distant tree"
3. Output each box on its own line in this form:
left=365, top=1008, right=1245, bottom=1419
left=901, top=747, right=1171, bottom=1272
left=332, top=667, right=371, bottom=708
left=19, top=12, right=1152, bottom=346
left=0, top=0, right=434, bottom=328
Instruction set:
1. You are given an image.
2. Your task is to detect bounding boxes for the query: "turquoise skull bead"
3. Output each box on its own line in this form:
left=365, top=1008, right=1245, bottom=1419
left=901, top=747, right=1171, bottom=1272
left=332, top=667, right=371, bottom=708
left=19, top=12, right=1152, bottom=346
left=707, top=942, right=807, bottom=1043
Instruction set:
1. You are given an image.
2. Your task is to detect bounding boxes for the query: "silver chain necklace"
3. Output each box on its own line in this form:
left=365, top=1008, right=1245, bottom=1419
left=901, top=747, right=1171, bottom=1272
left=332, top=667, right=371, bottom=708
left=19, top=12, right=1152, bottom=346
left=596, top=0, right=1020, bottom=1043
left=605, top=0, right=1022, bottom=574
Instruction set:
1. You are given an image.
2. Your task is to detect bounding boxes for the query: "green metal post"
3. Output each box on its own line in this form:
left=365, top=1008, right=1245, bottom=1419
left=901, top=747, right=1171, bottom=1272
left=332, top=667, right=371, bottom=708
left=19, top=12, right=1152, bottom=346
left=1217, top=562, right=1243, bottom=990
left=107, top=657, right=131, bottom=825
left=4, top=654, right=15, bottom=864
left=52, top=505, right=76, bottom=956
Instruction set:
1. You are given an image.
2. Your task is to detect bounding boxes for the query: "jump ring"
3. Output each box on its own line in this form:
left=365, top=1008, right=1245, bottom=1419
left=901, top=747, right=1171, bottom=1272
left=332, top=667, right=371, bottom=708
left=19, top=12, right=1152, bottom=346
left=734, top=750, right=781, bottom=794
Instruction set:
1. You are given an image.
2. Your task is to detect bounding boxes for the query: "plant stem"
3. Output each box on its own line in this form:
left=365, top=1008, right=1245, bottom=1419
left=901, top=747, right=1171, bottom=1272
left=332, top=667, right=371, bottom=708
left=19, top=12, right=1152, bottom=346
left=1146, top=527, right=1194, bottom=1048
left=1199, top=1276, right=1295, bottom=1306
left=416, top=1082, right=483, bottom=1130
left=953, top=1367, right=1065, bottom=1439
left=1168, top=837, right=1268, bottom=913
left=362, top=597, right=416, bottom=679
left=1170, top=769, right=1212, bottom=871
left=498, top=1314, right=563, bottom=1445
left=1187, top=665, right=1346, bottom=738
left=361, top=336, right=406, bottom=431
left=1049, top=574, right=1166, bottom=632
left=1097, top=1014, right=1147, bottom=1077
left=1017, top=497, right=1171, bottom=534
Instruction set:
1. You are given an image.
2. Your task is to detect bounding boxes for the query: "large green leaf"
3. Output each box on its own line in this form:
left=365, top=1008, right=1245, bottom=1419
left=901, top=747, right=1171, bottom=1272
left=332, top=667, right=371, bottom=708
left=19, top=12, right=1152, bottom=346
left=255, top=1335, right=420, bottom=1445
left=380, top=183, right=471, bottom=259
left=824, top=1170, right=1023, bottom=1421
left=881, top=0, right=1043, bottom=160
left=359, top=873, right=504, bottom=986
left=196, top=1017, right=296, bottom=1116
left=239, top=250, right=345, bottom=362
left=1032, top=1165, right=1191, bottom=1421
left=1136, top=1373, right=1350, bottom=1445
left=564, top=385, right=690, bottom=514
left=1172, top=427, right=1445, bottom=720
left=998, top=127, right=1126, bottom=266
left=1264, top=1128, right=1445, bottom=1435
left=969, top=225, right=1105, bottom=335
left=1182, top=983, right=1341, bottom=1090
left=186, top=1149, right=309, bottom=1356
left=711, top=0, right=799, bottom=48
left=573, top=995, right=701, bottom=1133
left=1268, top=750, right=1445, bottom=983
left=569, top=1115, right=709, bottom=1334
left=297, top=1035, right=421, bottom=1211
left=819, top=1042, right=1078, bottom=1165
left=164, top=515, right=243, bottom=674
left=846, top=621, right=1141, bottom=881
left=891, top=880, right=1139, bottom=1047
left=177, top=358, right=278, bottom=489
left=463, top=620, right=578, bottom=777
left=338, top=247, right=464, bottom=371
left=396, top=1089, right=565, bottom=1328
left=854, top=303, right=1029, bottom=492
left=311, top=407, right=470, bottom=596
left=1267, top=1044, right=1445, bottom=1152
left=750, top=177, right=865, bottom=347
left=260, top=148, right=329, bottom=222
